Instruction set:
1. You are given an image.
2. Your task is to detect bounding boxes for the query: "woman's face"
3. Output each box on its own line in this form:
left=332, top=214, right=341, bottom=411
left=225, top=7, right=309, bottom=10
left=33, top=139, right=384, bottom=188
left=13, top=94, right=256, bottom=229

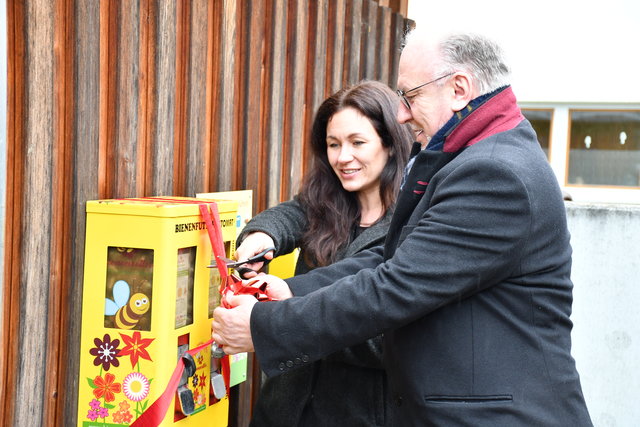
left=326, top=107, right=390, bottom=196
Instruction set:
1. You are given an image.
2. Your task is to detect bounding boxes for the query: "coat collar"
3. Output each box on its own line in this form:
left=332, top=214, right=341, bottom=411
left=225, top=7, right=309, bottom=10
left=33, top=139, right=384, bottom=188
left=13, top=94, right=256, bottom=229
left=426, top=86, right=524, bottom=153
left=386, top=87, right=525, bottom=255
left=342, top=209, right=393, bottom=258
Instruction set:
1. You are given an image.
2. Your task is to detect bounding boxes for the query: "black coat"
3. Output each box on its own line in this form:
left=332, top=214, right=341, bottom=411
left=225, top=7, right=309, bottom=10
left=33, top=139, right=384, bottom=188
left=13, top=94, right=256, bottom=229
left=239, top=200, right=393, bottom=426
left=251, top=88, right=592, bottom=426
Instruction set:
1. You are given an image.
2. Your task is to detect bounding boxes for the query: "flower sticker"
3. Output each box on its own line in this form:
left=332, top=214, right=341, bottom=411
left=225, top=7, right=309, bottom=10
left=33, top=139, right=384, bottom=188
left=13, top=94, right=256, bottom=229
left=89, top=334, right=121, bottom=371
left=118, top=331, right=154, bottom=368
left=113, top=400, right=133, bottom=424
left=86, top=399, right=110, bottom=421
left=112, top=400, right=133, bottom=424
left=92, top=372, right=122, bottom=402
left=89, top=399, right=101, bottom=410
left=118, top=400, right=131, bottom=412
left=123, top=372, right=150, bottom=402
left=86, top=409, right=99, bottom=422
left=195, top=388, right=206, bottom=406
left=114, top=410, right=133, bottom=424
left=121, top=411, right=133, bottom=423
left=112, top=411, right=124, bottom=423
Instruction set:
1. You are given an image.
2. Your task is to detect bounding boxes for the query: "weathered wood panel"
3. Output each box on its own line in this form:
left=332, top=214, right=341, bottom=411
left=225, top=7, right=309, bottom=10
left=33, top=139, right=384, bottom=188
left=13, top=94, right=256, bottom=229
left=377, top=5, right=392, bottom=82
left=326, top=0, right=346, bottom=94
left=98, top=0, right=118, bottom=199
left=18, top=1, right=55, bottom=425
left=184, top=0, right=210, bottom=196
left=115, top=0, right=142, bottom=197
left=282, top=0, right=309, bottom=200
left=343, top=0, right=362, bottom=85
left=238, top=0, right=267, bottom=210
left=215, top=0, right=238, bottom=192
left=63, top=2, right=101, bottom=424
left=173, top=0, right=190, bottom=195
left=1, top=1, right=412, bottom=425
left=205, top=0, right=219, bottom=193
left=46, top=0, right=75, bottom=424
left=361, top=0, right=378, bottom=80
left=152, top=0, right=177, bottom=196
left=264, top=2, right=288, bottom=208
left=390, top=11, right=414, bottom=91
left=305, top=0, right=329, bottom=168
left=0, top=0, right=23, bottom=420
left=138, top=0, right=156, bottom=196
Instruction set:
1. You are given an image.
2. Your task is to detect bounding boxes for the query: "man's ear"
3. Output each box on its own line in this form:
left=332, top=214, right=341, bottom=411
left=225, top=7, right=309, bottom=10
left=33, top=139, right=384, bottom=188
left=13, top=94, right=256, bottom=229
left=450, top=72, right=474, bottom=111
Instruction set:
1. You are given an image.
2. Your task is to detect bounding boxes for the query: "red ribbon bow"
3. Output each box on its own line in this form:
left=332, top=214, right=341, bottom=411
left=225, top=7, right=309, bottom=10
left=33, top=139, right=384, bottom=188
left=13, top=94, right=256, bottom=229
left=131, top=202, right=273, bottom=426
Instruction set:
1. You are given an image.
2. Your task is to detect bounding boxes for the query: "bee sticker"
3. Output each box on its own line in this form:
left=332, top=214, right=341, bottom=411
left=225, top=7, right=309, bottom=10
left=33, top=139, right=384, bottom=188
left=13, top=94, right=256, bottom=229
left=105, top=280, right=150, bottom=330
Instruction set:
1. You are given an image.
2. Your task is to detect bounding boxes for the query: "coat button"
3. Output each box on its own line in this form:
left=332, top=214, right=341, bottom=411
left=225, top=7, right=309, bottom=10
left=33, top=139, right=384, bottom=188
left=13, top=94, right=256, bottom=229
left=301, top=354, right=310, bottom=362
left=278, top=362, right=285, bottom=371
left=286, top=360, right=294, bottom=368
left=294, top=358, right=302, bottom=365
left=395, top=396, right=403, bottom=406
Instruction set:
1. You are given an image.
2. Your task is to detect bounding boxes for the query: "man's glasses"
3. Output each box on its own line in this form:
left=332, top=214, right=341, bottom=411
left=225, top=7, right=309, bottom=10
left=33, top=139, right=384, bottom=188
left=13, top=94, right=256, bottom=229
left=396, top=73, right=454, bottom=110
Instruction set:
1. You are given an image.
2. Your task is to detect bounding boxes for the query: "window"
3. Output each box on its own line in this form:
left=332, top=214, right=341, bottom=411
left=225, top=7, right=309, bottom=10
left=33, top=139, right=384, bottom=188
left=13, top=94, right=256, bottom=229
left=568, top=110, right=640, bottom=187
left=522, top=109, right=552, bottom=159
left=104, top=247, right=154, bottom=331
left=176, top=247, right=196, bottom=329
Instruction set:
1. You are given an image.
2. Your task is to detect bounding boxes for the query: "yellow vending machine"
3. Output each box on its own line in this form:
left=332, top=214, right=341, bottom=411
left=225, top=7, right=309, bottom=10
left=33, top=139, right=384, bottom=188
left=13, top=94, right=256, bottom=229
left=77, top=197, right=238, bottom=427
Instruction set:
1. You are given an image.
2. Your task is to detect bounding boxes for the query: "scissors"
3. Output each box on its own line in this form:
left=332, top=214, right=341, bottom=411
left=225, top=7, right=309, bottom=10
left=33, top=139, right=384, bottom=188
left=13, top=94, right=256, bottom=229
left=207, top=247, right=275, bottom=279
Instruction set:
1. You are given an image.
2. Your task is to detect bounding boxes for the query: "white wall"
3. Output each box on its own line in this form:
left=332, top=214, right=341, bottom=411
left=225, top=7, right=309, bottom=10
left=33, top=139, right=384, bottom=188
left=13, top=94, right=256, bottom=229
left=567, top=203, right=640, bottom=426
left=407, top=0, right=640, bottom=104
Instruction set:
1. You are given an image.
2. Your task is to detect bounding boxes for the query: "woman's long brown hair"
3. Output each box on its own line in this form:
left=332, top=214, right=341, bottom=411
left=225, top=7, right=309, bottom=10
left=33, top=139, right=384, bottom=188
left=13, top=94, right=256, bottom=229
left=297, top=80, right=413, bottom=267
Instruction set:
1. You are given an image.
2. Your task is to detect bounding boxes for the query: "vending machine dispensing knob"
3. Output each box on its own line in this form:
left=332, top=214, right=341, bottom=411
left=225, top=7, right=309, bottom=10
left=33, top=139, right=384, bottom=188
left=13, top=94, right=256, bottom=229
left=176, top=353, right=197, bottom=415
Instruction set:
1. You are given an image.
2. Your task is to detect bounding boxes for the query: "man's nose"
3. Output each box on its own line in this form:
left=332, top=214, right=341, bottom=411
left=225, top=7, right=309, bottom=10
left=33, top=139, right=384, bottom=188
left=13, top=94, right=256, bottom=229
left=397, top=103, right=412, bottom=124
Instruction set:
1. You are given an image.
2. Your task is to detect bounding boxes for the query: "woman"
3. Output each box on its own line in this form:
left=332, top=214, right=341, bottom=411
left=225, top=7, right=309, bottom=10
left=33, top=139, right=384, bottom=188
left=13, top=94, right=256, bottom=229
left=237, top=80, right=413, bottom=426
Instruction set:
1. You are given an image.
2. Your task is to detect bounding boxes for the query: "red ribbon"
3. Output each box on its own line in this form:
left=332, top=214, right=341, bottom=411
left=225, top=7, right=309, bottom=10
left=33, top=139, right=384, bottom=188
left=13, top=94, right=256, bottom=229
left=130, top=339, right=214, bottom=427
left=130, top=201, right=276, bottom=426
left=198, top=203, right=233, bottom=401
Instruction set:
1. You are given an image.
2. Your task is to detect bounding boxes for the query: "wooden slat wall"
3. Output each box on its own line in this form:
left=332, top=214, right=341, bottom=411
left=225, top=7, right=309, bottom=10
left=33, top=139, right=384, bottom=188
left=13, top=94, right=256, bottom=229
left=0, top=1, right=413, bottom=426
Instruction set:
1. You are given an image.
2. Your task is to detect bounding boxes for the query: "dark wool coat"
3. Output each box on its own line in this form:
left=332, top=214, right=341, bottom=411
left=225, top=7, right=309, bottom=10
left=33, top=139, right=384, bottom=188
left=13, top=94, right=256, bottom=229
left=250, top=87, right=593, bottom=426
left=239, top=201, right=393, bottom=426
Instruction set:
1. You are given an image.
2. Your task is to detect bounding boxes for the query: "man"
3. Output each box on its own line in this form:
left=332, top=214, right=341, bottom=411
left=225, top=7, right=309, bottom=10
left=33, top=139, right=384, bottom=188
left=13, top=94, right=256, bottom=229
left=213, top=29, right=592, bottom=425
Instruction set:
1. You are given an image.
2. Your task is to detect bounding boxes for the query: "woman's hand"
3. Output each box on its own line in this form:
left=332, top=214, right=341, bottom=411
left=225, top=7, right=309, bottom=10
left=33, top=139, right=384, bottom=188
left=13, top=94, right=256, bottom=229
left=252, top=273, right=293, bottom=301
left=234, top=232, right=275, bottom=278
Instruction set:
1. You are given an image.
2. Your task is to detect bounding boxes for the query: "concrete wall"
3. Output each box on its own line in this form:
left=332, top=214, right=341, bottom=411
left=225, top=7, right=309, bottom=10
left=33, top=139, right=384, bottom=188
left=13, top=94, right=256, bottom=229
left=567, top=203, right=640, bottom=426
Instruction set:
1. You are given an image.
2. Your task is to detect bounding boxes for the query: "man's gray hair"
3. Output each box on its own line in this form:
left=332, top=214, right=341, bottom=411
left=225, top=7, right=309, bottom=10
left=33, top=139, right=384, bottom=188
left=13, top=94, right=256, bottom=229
left=435, top=33, right=510, bottom=95
left=403, top=30, right=511, bottom=96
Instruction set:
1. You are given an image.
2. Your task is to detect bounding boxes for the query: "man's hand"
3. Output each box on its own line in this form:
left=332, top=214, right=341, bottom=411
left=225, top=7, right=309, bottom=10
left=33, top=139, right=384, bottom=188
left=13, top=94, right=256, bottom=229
left=212, top=295, right=258, bottom=354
